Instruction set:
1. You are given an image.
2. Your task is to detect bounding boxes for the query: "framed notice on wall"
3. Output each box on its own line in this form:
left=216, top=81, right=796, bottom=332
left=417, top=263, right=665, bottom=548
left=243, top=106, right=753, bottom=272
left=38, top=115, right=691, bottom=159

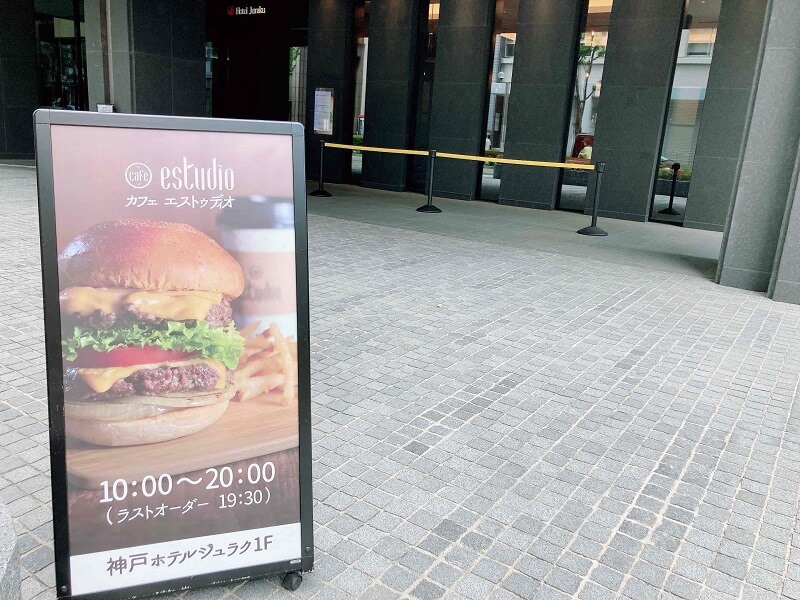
left=313, top=88, right=334, bottom=135
left=34, top=110, right=313, bottom=599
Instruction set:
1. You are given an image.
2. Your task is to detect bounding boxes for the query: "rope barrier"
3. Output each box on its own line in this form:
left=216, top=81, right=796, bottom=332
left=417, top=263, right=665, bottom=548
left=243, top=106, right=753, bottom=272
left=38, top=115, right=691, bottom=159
left=326, top=142, right=428, bottom=157
left=436, top=152, right=596, bottom=171
left=326, top=142, right=595, bottom=170
left=310, top=139, right=608, bottom=235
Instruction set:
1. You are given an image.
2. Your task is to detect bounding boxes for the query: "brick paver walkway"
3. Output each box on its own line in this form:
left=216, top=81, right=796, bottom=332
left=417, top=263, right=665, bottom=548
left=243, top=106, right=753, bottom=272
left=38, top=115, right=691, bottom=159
left=1, top=165, right=800, bottom=599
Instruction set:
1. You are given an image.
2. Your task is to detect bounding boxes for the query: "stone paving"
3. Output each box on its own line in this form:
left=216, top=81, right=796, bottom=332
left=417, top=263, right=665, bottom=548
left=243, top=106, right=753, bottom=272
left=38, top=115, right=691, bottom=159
left=1, top=164, right=800, bottom=599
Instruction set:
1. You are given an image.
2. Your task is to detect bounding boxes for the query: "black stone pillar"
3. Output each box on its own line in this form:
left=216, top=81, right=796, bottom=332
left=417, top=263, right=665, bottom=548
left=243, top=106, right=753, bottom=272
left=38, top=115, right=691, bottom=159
left=428, top=0, right=495, bottom=200
left=84, top=0, right=206, bottom=116
left=130, top=0, right=206, bottom=116
left=499, top=0, right=584, bottom=209
left=683, top=0, right=770, bottom=232
left=770, top=154, right=800, bottom=304
left=0, top=1, right=38, bottom=159
left=717, top=0, right=800, bottom=294
left=361, top=0, right=421, bottom=191
left=305, top=0, right=356, bottom=183
left=588, top=0, right=685, bottom=221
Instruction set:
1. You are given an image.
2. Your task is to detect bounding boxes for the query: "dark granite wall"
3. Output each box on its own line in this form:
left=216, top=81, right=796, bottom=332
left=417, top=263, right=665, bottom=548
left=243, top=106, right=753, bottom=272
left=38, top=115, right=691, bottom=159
left=129, top=0, right=206, bottom=116
left=717, top=0, right=800, bottom=295
left=683, top=0, right=770, bottom=232
left=427, top=0, right=495, bottom=200
left=361, top=0, right=421, bottom=191
left=305, top=0, right=356, bottom=183
left=499, top=0, right=583, bottom=210
left=588, top=0, right=685, bottom=221
left=0, top=1, right=38, bottom=159
left=770, top=157, right=800, bottom=304
left=85, top=0, right=206, bottom=117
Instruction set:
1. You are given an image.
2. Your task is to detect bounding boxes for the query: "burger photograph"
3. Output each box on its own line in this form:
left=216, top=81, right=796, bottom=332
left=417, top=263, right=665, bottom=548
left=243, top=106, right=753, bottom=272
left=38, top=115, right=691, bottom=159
left=54, top=213, right=304, bottom=552
left=59, top=219, right=246, bottom=446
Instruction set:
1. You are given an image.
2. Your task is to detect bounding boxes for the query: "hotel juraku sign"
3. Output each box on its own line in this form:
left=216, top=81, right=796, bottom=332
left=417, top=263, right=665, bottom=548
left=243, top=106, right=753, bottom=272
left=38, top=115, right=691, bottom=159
left=228, top=5, right=267, bottom=16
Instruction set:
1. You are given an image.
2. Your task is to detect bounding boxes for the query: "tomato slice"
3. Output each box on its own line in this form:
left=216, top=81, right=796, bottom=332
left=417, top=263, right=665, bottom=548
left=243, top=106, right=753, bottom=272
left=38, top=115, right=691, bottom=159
left=73, top=347, right=194, bottom=368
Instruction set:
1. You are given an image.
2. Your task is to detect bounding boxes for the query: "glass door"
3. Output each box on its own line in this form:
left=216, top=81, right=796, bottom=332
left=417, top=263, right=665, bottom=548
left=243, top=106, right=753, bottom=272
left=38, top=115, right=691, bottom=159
left=558, top=0, right=613, bottom=212
left=479, top=0, right=519, bottom=202
left=351, top=0, right=370, bottom=183
left=34, top=0, right=88, bottom=111
left=407, top=0, right=440, bottom=193
left=649, top=0, right=721, bottom=224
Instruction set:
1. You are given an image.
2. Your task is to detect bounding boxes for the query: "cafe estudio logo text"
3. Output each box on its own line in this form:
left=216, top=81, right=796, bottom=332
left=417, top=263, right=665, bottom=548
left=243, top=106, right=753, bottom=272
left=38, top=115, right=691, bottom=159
left=124, top=158, right=235, bottom=191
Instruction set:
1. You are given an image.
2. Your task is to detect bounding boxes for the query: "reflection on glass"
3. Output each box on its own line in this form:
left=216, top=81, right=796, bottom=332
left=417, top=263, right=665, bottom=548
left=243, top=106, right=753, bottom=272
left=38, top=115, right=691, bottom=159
left=34, top=0, right=88, bottom=111
left=650, top=0, right=720, bottom=224
left=351, top=0, right=370, bottom=183
left=408, top=0, right=440, bottom=192
left=288, top=46, right=307, bottom=125
left=205, top=43, right=215, bottom=117
left=558, top=0, right=612, bottom=212
left=480, top=0, right=519, bottom=202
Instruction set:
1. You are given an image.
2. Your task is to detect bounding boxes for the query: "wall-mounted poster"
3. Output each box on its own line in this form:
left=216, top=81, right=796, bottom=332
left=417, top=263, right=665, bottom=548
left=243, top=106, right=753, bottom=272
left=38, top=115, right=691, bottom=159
left=313, top=88, right=334, bottom=135
left=34, top=111, right=313, bottom=600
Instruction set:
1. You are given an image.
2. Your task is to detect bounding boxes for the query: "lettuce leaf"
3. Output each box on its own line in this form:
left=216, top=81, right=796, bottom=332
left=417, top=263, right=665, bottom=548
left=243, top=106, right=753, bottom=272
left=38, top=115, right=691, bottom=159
left=62, top=321, right=245, bottom=370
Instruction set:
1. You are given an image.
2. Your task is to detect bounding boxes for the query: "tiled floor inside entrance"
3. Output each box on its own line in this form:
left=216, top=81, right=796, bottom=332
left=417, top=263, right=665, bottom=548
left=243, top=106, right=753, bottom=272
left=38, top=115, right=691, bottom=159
left=2, top=166, right=800, bottom=599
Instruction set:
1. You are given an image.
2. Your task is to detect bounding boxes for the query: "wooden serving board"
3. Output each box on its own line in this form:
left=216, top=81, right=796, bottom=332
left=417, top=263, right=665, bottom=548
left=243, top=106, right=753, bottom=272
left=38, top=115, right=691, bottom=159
left=66, top=391, right=298, bottom=489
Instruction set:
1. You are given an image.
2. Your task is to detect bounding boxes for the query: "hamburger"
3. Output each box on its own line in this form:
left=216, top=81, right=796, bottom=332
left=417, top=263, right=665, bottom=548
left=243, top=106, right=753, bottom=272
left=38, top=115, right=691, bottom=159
left=58, top=219, right=245, bottom=446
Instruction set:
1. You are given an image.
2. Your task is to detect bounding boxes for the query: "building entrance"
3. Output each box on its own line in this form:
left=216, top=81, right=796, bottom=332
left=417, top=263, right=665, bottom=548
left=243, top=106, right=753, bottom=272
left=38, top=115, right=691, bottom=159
left=205, top=0, right=308, bottom=122
left=34, top=0, right=88, bottom=111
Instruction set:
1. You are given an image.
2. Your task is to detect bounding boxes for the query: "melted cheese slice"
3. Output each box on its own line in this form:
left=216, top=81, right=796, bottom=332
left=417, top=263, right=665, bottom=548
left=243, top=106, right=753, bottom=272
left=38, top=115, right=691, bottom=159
left=77, top=358, right=226, bottom=394
left=60, top=287, right=223, bottom=321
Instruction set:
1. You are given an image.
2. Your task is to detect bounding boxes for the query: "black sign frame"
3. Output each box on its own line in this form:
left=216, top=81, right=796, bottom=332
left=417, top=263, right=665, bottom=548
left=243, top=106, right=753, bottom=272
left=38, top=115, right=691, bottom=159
left=34, top=110, right=314, bottom=600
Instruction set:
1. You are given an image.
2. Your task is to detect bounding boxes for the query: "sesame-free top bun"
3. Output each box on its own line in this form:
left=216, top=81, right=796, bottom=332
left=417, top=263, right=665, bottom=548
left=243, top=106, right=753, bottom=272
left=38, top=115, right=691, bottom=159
left=59, top=220, right=245, bottom=299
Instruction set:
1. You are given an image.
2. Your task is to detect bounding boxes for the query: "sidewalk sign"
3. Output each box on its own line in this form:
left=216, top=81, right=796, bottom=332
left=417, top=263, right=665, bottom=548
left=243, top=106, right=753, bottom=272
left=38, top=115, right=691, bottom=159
left=34, top=110, right=313, bottom=599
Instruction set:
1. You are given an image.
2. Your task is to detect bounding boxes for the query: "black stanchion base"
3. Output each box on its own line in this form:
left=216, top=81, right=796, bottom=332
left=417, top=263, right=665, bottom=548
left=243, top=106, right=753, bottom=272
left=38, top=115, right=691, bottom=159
left=309, top=189, right=332, bottom=198
left=416, top=205, right=442, bottom=213
left=658, top=207, right=681, bottom=215
left=577, top=225, right=608, bottom=237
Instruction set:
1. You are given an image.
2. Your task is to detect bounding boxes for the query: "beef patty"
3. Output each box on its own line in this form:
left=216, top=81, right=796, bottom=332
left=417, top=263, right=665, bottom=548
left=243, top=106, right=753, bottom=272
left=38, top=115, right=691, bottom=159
left=65, top=363, right=225, bottom=400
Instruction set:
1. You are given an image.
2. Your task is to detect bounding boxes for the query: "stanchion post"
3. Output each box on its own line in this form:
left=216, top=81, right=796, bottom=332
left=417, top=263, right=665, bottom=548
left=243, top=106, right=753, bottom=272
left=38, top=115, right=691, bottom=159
left=417, top=149, right=442, bottom=213
left=658, top=162, right=681, bottom=215
left=577, top=161, right=608, bottom=237
left=309, top=139, right=332, bottom=198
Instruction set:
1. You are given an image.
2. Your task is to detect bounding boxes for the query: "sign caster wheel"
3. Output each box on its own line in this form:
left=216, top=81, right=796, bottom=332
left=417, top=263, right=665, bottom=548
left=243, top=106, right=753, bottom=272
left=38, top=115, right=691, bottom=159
left=282, top=572, right=303, bottom=591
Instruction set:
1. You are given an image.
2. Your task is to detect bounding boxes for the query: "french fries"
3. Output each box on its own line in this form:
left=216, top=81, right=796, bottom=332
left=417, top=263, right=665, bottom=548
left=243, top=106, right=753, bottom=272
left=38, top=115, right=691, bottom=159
left=233, top=321, right=298, bottom=405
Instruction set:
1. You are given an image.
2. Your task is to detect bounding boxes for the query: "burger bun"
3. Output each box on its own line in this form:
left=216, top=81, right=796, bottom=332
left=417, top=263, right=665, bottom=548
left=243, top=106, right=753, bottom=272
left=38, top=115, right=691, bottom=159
left=66, top=400, right=229, bottom=447
left=59, top=219, right=245, bottom=299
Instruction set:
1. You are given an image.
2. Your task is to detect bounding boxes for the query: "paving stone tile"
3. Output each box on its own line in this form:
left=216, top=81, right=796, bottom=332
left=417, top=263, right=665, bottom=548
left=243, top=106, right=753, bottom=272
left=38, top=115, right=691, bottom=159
left=410, top=580, right=445, bottom=600
left=499, top=572, right=539, bottom=597
left=380, top=565, right=417, bottom=592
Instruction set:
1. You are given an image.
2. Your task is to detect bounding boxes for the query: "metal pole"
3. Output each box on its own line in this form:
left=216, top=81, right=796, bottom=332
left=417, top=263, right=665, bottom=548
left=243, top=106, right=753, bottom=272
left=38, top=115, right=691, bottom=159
left=416, top=149, right=442, bottom=213
left=659, top=162, right=681, bottom=215
left=577, top=161, right=608, bottom=236
left=309, top=139, right=332, bottom=197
